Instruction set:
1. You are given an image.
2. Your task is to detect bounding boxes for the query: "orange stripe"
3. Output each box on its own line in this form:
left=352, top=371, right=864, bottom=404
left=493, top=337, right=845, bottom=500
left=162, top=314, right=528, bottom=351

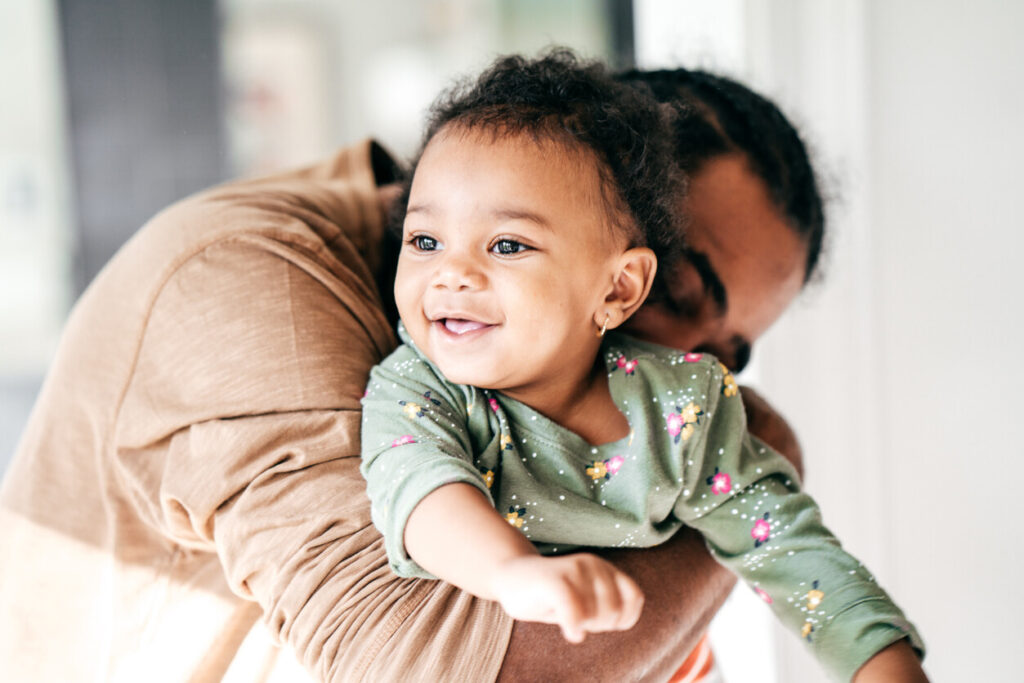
left=666, top=634, right=716, bottom=683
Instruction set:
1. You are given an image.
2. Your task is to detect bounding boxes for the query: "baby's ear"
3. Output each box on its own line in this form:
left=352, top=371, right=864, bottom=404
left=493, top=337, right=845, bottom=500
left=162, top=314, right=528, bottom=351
left=603, top=247, right=657, bottom=329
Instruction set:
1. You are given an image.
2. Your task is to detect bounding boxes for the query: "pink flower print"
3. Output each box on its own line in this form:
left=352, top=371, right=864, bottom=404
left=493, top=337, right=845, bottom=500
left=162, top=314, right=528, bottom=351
left=753, top=587, right=773, bottom=604
left=751, top=512, right=771, bottom=547
left=683, top=352, right=703, bottom=363
left=606, top=455, right=625, bottom=475
left=489, top=398, right=500, bottom=413
left=706, top=468, right=732, bottom=495
left=666, top=412, right=685, bottom=441
left=615, top=356, right=638, bottom=375
left=391, top=435, right=416, bottom=448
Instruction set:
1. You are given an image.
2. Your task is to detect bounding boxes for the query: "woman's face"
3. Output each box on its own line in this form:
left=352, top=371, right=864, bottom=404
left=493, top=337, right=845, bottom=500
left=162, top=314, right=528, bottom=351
left=622, top=153, right=808, bottom=372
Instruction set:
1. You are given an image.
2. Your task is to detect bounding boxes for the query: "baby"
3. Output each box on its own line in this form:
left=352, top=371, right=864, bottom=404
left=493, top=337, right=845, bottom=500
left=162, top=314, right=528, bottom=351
left=361, top=51, right=925, bottom=682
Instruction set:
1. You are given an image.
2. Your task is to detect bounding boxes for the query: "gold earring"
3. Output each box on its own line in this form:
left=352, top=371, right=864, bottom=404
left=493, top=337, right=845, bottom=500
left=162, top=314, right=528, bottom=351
left=596, top=312, right=610, bottom=338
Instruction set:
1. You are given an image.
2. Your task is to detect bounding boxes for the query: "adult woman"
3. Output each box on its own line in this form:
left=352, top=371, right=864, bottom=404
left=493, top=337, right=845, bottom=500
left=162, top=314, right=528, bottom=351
left=0, top=62, right=823, bottom=681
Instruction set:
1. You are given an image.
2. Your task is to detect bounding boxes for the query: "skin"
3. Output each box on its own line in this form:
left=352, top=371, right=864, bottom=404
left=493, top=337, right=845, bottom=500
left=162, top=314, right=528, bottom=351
left=395, top=126, right=655, bottom=440
left=622, top=153, right=807, bottom=373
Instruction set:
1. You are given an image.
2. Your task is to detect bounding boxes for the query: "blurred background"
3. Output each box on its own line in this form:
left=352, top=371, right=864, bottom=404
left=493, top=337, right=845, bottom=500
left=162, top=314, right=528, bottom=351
left=1, top=0, right=1021, bottom=680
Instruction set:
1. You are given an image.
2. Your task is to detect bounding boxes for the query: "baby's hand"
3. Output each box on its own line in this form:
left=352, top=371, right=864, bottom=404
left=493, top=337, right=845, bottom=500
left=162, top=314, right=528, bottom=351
left=489, top=553, right=644, bottom=643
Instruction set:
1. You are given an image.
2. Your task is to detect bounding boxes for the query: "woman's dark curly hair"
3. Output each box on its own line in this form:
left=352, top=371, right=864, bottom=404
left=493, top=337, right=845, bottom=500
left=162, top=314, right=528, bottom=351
left=392, top=49, right=685, bottom=303
left=617, top=68, right=825, bottom=284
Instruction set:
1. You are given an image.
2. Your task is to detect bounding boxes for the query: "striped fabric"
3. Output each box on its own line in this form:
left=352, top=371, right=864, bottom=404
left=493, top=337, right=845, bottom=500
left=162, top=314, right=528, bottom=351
left=667, top=635, right=722, bottom=683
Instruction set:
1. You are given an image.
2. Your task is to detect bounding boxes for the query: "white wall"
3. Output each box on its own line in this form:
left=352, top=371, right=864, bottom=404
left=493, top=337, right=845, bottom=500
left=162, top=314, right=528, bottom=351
left=0, top=0, right=71, bottom=472
left=748, top=1, right=1024, bottom=680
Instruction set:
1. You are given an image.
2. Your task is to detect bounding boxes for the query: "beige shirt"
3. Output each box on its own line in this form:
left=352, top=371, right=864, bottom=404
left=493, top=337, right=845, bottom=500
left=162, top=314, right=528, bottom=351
left=0, top=140, right=513, bottom=682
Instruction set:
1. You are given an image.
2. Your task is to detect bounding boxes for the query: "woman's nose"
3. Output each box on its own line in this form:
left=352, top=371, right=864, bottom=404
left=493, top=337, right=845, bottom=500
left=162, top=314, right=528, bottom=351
left=432, top=250, right=486, bottom=291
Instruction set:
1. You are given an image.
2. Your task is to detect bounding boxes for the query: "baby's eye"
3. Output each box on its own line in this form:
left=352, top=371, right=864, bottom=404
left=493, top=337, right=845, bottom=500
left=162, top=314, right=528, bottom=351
left=491, top=239, right=530, bottom=255
left=409, top=235, right=439, bottom=251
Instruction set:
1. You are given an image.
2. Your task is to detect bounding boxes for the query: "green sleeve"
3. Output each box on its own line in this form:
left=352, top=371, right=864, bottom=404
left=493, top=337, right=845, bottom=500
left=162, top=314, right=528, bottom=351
left=360, top=344, right=493, bottom=579
left=674, top=368, right=924, bottom=681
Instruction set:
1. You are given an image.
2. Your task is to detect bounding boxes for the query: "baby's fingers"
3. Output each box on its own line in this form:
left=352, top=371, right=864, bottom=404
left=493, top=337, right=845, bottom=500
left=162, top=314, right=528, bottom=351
left=613, top=570, right=644, bottom=630
left=583, top=565, right=644, bottom=634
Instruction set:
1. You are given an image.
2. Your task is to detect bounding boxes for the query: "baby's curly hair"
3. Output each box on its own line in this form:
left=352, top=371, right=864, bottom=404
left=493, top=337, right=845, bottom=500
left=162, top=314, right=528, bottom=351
left=394, top=49, right=685, bottom=303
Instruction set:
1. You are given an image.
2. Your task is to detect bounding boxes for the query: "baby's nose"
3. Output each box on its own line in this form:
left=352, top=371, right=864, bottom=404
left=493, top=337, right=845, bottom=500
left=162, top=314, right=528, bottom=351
left=433, top=251, right=486, bottom=290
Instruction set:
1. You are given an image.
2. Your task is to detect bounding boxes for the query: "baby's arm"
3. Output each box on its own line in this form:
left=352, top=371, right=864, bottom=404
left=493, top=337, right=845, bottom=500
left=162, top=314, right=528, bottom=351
left=675, top=366, right=926, bottom=681
left=404, top=481, right=643, bottom=642
left=361, top=346, right=642, bottom=642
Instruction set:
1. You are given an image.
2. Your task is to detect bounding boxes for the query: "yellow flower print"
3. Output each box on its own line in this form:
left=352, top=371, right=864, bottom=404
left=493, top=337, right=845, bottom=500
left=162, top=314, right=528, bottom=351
left=805, top=581, right=824, bottom=610
left=719, top=362, right=739, bottom=397
left=399, top=400, right=424, bottom=419
left=500, top=434, right=513, bottom=451
left=505, top=506, right=526, bottom=528
left=481, top=469, right=495, bottom=489
left=801, top=621, right=814, bottom=641
left=681, top=402, right=703, bottom=424
left=586, top=461, right=608, bottom=481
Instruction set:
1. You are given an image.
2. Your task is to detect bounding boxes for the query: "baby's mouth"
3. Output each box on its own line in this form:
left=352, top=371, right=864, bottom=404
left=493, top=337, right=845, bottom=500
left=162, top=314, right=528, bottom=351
left=442, top=318, right=490, bottom=335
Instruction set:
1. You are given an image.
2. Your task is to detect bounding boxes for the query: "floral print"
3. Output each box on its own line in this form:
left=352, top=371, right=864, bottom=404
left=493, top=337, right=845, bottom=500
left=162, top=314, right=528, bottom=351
left=707, top=468, right=732, bottom=495
left=719, top=362, right=739, bottom=397
left=683, top=352, right=703, bottom=363
left=489, top=398, right=500, bottom=413
left=806, top=581, right=825, bottom=610
left=480, top=468, right=495, bottom=489
left=586, top=455, right=625, bottom=481
left=614, top=355, right=638, bottom=375
left=399, top=400, right=424, bottom=419
left=753, top=586, right=773, bottom=604
left=751, top=512, right=771, bottom=547
left=586, top=461, right=608, bottom=481
left=666, top=402, right=703, bottom=444
left=391, top=435, right=416, bottom=448
left=505, top=505, right=527, bottom=528
left=500, top=434, right=513, bottom=451
left=801, top=621, right=814, bottom=641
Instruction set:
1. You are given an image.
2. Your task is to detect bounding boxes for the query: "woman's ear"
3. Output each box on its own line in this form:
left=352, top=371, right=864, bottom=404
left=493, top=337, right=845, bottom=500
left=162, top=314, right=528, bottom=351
left=598, top=247, right=657, bottom=331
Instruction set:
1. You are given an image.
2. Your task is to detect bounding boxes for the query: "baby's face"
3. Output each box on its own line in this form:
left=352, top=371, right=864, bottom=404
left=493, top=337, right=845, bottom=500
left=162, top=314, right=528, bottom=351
left=395, top=127, right=624, bottom=402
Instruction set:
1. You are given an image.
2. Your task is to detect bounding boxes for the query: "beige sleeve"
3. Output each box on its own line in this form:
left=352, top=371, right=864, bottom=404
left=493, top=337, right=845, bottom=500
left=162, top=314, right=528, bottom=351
left=111, top=236, right=512, bottom=681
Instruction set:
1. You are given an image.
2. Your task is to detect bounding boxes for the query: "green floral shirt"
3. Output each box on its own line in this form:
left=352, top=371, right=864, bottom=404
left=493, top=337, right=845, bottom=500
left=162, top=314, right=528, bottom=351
left=360, top=327, right=924, bottom=680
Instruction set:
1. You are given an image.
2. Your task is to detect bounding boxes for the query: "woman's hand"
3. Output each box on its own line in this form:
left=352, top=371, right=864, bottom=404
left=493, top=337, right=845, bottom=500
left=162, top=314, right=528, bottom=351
left=490, top=553, right=644, bottom=643
left=853, top=640, right=929, bottom=682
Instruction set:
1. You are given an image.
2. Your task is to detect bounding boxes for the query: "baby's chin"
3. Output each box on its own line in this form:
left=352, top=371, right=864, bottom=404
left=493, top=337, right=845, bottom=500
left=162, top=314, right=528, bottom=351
left=433, top=359, right=510, bottom=391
